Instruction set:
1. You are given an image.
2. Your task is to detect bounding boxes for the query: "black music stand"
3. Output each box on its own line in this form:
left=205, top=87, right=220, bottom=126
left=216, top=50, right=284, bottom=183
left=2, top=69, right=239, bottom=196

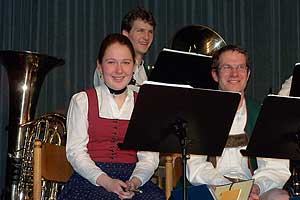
left=290, top=62, right=300, bottom=97
left=119, top=83, right=241, bottom=200
left=289, top=63, right=300, bottom=197
left=149, top=48, right=218, bottom=89
left=240, top=95, right=300, bottom=197
left=241, top=95, right=300, bottom=160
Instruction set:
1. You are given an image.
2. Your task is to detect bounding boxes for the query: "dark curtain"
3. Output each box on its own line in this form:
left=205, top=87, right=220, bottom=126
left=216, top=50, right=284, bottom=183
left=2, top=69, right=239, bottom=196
left=1, top=0, right=300, bottom=192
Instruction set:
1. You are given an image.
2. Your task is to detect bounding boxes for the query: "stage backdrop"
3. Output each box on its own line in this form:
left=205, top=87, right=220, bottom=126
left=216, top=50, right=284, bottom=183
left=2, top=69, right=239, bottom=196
left=1, top=0, right=300, bottom=193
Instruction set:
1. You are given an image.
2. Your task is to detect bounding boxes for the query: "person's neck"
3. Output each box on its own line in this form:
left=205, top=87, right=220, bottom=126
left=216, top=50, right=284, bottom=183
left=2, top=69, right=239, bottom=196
left=105, top=83, right=127, bottom=95
left=105, top=84, right=127, bottom=109
left=114, top=92, right=127, bottom=110
left=135, top=54, right=143, bottom=66
left=105, top=84, right=127, bottom=110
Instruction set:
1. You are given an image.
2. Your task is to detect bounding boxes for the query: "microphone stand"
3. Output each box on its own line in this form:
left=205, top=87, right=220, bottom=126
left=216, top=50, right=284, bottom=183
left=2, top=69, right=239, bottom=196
left=172, top=119, right=190, bottom=200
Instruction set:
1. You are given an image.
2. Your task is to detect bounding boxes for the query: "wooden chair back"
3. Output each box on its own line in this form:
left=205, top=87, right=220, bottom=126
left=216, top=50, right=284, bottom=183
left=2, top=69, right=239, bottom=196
left=165, top=153, right=182, bottom=199
left=33, top=140, right=73, bottom=200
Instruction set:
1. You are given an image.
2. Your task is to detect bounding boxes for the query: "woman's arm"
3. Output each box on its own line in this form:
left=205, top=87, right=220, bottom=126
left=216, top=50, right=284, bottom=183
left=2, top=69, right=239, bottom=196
left=130, top=151, right=159, bottom=186
left=66, top=92, right=105, bottom=185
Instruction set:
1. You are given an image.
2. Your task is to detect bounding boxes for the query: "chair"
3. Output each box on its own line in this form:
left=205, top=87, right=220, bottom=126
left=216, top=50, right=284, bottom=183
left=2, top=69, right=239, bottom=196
left=33, top=140, right=73, bottom=200
left=164, top=153, right=182, bottom=199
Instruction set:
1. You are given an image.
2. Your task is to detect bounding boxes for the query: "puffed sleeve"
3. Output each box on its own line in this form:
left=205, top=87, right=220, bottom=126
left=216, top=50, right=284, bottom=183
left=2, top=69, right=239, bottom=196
left=253, top=157, right=290, bottom=194
left=130, top=151, right=159, bottom=186
left=66, top=92, right=106, bottom=186
left=186, top=154, right=231, bottom=186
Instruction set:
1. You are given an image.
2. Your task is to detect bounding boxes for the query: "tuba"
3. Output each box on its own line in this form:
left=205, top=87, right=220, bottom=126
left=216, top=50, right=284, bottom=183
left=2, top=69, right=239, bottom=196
left=0, top=50, right=65, bottom=199
left=146, top=25, right=227, bottom=88
left=171, top=24, right=227, bottom=55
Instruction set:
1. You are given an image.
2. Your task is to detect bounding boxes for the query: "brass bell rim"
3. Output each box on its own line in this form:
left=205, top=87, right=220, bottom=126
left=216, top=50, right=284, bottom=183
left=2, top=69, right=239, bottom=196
left=171, top=24, right=227, bottom=56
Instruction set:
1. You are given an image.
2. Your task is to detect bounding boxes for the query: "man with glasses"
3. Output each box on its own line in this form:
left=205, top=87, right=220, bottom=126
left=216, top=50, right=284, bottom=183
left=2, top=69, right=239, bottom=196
left=186, top=45, right=291, bottom=200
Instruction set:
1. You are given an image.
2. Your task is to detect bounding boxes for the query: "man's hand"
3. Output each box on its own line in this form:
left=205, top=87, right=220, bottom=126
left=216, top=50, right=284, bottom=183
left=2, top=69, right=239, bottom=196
left=96, top=174, right=135, bottom=199
left=249, top=184, right=260, bottom=200
left=260, top=188, right=289, bottom=200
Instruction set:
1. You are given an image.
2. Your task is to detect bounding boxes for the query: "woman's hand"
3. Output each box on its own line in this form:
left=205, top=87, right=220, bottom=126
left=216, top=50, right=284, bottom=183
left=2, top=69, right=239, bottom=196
left=96, top=174, right=135, bottom=199
left=126, top=176, right=142, bottom=192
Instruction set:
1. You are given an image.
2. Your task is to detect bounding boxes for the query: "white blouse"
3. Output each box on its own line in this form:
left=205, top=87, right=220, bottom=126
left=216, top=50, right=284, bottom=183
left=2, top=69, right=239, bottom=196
left=278, top=75, right=292, bottom=96
left=66, top=84, right=159, bottom=186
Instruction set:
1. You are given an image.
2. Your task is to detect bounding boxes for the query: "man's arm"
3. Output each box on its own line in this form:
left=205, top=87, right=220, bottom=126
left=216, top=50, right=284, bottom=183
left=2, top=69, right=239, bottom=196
left=252, top=157, right=291, bottom=194
left=186, top=154, right=231, bottom=186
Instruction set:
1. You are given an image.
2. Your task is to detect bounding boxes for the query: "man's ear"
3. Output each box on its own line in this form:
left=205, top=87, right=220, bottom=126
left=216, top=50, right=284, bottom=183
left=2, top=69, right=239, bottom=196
left=122, top=30, right=129, bottom=37
left=246, top=69, right=251, bottom=81
left=211, top=69, right=219, bottom=82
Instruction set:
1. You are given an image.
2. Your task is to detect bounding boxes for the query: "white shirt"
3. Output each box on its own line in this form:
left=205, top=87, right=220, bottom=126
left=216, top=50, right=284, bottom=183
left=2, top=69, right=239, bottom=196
left=66, top=84, right=159, bottom=186
left=186, top=99, right=290, bottom=194
left=278, top=75, right=292, bottom=96
left=93, top=61, right=148, bottom=92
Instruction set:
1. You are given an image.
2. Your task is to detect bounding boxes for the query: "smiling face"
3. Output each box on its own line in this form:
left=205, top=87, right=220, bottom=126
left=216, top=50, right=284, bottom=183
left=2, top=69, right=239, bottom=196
left=98, top=42, right=135, bottom=91
left=122, top=19, right=154, bottom=62
left=211, top=50, right=250, bottom=96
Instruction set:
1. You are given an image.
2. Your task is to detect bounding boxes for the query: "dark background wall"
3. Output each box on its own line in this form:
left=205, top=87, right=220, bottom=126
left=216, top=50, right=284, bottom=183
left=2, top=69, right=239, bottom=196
left=1, top=0, right=300, bottom=193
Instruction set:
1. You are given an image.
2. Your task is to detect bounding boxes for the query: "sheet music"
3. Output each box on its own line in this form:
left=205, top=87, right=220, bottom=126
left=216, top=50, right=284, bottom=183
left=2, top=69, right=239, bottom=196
left=162, top=48, right=212, bottom=58
left=268, top=94, right=300, bottom=100
left=143, top=81, right=241, bottom=97
left=143, top=80, right=193, bottom=88
left=214, top=179, right=254, bottom=200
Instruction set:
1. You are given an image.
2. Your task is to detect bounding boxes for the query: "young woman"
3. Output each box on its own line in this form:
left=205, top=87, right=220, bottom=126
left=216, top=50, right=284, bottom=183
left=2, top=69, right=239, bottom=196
left=58, top=33, right=165, bottom=200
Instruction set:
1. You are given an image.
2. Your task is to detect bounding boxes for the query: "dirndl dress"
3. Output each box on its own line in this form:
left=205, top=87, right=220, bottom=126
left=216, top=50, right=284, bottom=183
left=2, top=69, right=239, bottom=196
left=58, top=162, right=165, bottom=200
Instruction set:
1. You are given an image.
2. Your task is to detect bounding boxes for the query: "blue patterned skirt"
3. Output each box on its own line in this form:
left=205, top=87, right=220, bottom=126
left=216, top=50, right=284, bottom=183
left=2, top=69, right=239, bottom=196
left=58, top=162, right=165, bottom=200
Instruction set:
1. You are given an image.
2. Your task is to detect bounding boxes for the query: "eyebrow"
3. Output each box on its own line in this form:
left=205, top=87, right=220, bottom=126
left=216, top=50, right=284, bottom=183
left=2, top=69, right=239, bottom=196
left=104, top=58, right=133, bottom=61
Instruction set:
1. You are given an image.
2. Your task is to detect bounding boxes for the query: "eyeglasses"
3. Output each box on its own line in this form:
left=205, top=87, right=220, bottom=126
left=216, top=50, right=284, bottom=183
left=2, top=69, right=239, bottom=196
left=218, top=64, right=248, bottom=73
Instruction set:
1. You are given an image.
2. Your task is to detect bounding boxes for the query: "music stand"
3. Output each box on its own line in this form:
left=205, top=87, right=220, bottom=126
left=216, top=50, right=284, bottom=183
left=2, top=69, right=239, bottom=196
left=119, top=83, right=241, bottom=200
left=289, top=63, right=300, bottom=196
left=290, top=62, right=300, bottom=97
left=149, top=48, right=218, bottom=89
left=241, top=95, right=300, bottom=160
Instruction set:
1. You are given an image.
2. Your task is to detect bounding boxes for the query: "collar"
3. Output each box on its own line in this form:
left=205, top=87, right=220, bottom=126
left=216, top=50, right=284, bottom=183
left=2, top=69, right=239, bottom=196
left=135, top=59, right=144, bottom=68
left=104, top=83, right=127, bottom=95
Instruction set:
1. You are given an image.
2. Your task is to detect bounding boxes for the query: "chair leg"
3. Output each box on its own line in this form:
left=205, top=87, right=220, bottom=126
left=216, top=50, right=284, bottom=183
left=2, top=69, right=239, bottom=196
left=165, top=156, right=173, bottom=200
left=33, top=140, right=42, bottom=200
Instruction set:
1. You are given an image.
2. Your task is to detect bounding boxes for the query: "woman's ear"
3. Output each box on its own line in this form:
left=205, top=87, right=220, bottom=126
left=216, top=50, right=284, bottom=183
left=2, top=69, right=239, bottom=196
left=97, top=60, right=102, bottom=73
left=96, top=60, right=103, bottom=80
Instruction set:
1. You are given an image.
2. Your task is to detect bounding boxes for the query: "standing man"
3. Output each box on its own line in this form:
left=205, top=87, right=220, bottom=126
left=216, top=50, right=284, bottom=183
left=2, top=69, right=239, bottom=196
left=94, top=7, right=156, bottom=91
left=186, top=45, right=291, bottom=200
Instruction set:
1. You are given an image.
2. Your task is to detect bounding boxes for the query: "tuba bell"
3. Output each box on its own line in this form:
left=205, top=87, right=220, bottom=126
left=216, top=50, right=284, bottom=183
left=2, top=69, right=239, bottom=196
left=0, top=50, right=65, bottom=200
left=146, top=25, right=227, bottom=88
left=171, top=24, right=226, bottom=55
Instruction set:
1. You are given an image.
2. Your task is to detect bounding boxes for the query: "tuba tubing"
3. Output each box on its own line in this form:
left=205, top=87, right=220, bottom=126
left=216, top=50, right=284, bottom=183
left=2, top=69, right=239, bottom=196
left=0, top=50, right=65, bottom=200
